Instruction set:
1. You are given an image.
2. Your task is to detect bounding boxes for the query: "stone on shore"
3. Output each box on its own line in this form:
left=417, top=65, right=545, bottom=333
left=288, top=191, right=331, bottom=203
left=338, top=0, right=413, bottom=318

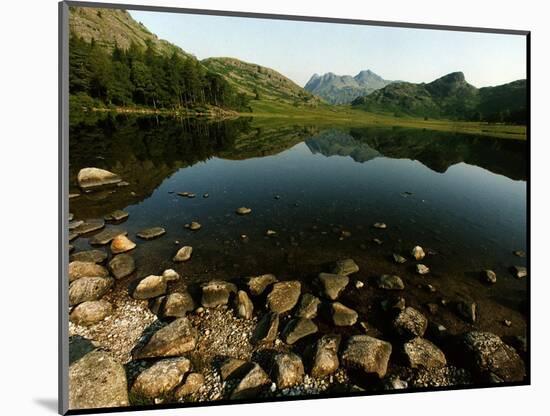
left=77, top=167, right=122, bottom=192
left=136, top=227, right=166, bottom=240
left=73, top=219, right=105, bottom=235
left=378, top=274, right=405, bottom=290
left=393, top=307, right=428, bottom=338
left=319, top=273, right=349, bottom=300
left=230, top=363, right=270, bottom=400
left=411, top=246, right=425, bottom=260
left=220, top=358, right=252, bottom=381
left=173, top=246, right=193, bottom=262
left=234, top=290, right=254, bottom=319
left=295, top=293, right=321, bottom=319
left=133, top=275, right=167, bottom=300
left=69, top=220, right=84, bottom=230
left=108, top=254, right=135, bottom=279
left=162, top=269, right=180, bottom=282
left=393, top=253, right=407, bottom=264
left=332, top=258, right=359, bottom=276
left=310, top=334, right=341, bottom=378
left=163, top=291, right=195, bottom=317
left=69, top=276, right=114, bottom=306
left=247, top=274, right=278, bottom=296
left=70, top=300, right=113, bottom=326
left=69, top=261, right=109, bottom=283
left=484, top=270, right=497, bottom=284
left=201, top=281, right=237, bottom=308
left=69, top=350, right=129, bottom=410
left=174, top=372, right=205, bottom=398
left=330, top=302, right=358, bottom=326
left=131, top=358, right=191, bottom=400
left=403, top=337, right=447, bottom=369
left=134, top=317, right=198, bottom=359
left=251, top=312, right=279, bottom=344
left=104, top=210, right=129, bottom=222
left=282, top=318, right=318, bottom=344
left=89, top=228, right=127, bottom=246
left=513, top=266, right=527, bottom=279
left=273, top=352, right=304, bottom=389
left=110, top=235, right=136, bottom=254
left=341, top=335, right=392, bottom=378
left=266, top=281, right=301, bottom=314
left=236, top=207, right=252, bottom=215
left=70, top=250, right=108, bottom=264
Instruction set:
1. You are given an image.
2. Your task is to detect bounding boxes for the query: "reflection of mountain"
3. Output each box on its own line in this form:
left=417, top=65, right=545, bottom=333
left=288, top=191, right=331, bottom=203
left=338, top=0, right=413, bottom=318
left=305, top=127, right=527, bottom=180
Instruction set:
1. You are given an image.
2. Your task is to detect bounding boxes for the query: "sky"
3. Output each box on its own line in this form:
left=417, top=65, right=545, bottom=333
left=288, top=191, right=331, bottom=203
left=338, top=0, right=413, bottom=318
left=130, top=10, right=526, bottom=88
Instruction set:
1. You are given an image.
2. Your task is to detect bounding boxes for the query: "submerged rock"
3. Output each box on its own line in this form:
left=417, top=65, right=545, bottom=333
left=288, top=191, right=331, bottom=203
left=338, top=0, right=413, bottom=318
left=247, top=274, right=278, bottom=296
left=332, top=258, right=359, bottom=276
left=330, top=302, right=358, bottom=326
left=234, top=290, right=254, bottom=319
left=411, top=246, right=426, bottom=260
left=266, top=281, right=301, bottom=314
left=77, top=167, right=122, bottom=192
left=104, top=210, right=129, bottom=222
left=513, top=265, right=527, bottom=279
left=201, top=280, right=237, bottom=308
left=110, top=235, right=136, bottom=254
left=133, top=275, right=167, bottom=300
left=378, top=274, right=405, bottom=290
left=108, top=254, right=135, bottom=279
left=265, top=229, right=277, bottom=237
left=173, top=246, right=193, bottom=262
left=252, top=312, right=279, bottom=344
left=73, top=219, right=105, bottom=235
left=393, top=307, right=428, bottom=338
left=89, top=228, right=127, bottom=245
left=282, top=318, right=318, bottom=344
left=373, top=222, right=387, bottom=229
left=513, top=250, right=526, bottom=258
left=295, top=293, right=321, bottom=319
left=133, top=317, right=198, bottom=359
left=416, top=264, right=430, bottom=275
left=69, top=276, right=113, bottom=306
left=70, top=250, right=108, bottom=264
left=131, top=358, right=191, bottom=400
left=393, top=253, right=407, bottom=264
left=318, top=273, right=349, bottom=300
left=189, top=221, right=201, bottom=231
left=70, top=300, right=113, bottom=326
left=310, top=334, right=341, bottom=378
left=69, top=261, right=109, bottom=283
left=69, top=350, right=128, bottom=410
left=236, top=207, right=252, bottom=215
left=403, top=337, right=447, bottom=368
left=136, top=227, right=166, bottom=240
left=273, top=352, right=304, bottom=389
left=341, top=335, right=392, bottom=378
left=230, top=363, right=270, bottom=400
left=484, top=270, right=497, bottom=284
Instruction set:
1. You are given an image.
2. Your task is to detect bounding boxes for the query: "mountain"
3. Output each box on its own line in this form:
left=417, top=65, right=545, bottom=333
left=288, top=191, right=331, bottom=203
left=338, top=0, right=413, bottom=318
left=352, top=72, right=526, bottom=123
left=203, top=57, right=320, bottom=107
left=304, top=70, right=392, bottom=104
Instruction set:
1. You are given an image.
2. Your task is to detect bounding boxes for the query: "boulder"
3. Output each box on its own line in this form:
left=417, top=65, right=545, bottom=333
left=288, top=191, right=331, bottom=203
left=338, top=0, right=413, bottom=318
left=131, top=358, right=191, bottom=400
left=403, top=337, right=447, bottom=368
left=73, top=219, right=105, bottom=235
left=201, top=281, right=237, bottom=308
left=69, top=261, right=109, bottom=283
left=108, top=254, right=135, bottom=279
left=318, top=273, right=349, bottom=300
left=70, top=250, right=107, bottom=264
left=273, top=352, right=304, bottom=389
left=266, top=281, right=301, bottom=313
left=133, top=317, right=198, bottom=359
left=330, top=302, right=358, bottom=326
left=341, top=335, right=392, bottom=378
left=77, top=168, right=122, bottom=192
left=133, top=275, right=167, bottom=300
left=332, top=258, right=359, bottom=276
left=69, top=350, right=129, bottom=410
left=89, top=228, right=127, bottom=245
left=174, top=373, right=204, bottom=398
left=378, top=274, right=405, bottom=290
left=70, top=300, right=113, bottom=326
left=104, top=210, right=129, bottom=222
left=230, top=363, right=270, bottom=400
left=234, top=290, right=254, bottom=319
left=393, top=307, right=428, bottom=338
left=251, top=312, right=279, bottom=344
left=163, top=292, right=195, bottom=317
left=111, top=235, right=136, bottom=254
left=173, top=246, right=193, bottom=262
left=310, top=334, right=340, bottom=378
left=162, top=269, right=180, bottom=282
left=69, top=276, right=113, bottom=306
left=295, top=293, right=321, bottom=319
left=282, top=318, right=318, bottom=344
left=136, top=227, right=166, bottom=240
left=247, top=274, right=278, bottom=296
left=411, top=246, right=425, bottom=260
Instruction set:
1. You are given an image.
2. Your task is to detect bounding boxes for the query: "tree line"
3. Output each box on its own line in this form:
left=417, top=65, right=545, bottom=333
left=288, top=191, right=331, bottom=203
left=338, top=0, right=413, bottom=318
left=69, top=34, right=250, bottom=111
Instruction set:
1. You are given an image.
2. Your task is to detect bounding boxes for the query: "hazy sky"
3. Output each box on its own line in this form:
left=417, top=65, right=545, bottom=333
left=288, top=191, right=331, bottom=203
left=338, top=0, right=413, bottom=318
left=130, top=10, right=526, bottom=88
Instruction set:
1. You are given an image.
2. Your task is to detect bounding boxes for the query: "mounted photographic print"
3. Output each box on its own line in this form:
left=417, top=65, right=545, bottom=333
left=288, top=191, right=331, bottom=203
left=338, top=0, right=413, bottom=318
left=59, top=1, right=530, bottom=414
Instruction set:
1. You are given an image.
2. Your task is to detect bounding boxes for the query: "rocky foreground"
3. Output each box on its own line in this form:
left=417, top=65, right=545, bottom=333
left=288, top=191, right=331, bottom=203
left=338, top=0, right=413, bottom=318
left=67, top=168, right=528, bottom=411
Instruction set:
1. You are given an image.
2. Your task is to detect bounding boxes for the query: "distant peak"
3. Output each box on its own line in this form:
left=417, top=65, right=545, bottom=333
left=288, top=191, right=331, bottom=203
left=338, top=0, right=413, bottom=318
left=435, top=72, right=466, bottom=83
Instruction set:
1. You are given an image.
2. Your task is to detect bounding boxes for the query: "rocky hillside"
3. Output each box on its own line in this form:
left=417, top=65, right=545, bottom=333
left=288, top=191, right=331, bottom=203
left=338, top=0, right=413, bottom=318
left=305, top=70, right=391, bottom=104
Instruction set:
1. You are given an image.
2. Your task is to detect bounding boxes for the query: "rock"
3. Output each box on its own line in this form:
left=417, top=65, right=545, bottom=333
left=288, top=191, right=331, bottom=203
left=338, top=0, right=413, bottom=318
left=266, top=281, right=301, bottom=313
left=108, top=254, right=135, bottom=279
left=162, top=269, right=180, bottom=282
left=295, top=293, right=321, bottom=319
left=341, top=335, right=392, bottom=378
left=136, top=227, right=166, bottom=240
left=203, top=193, right=209, bottom=198
left=220, top=358, right=251, bottom=381
left=163, top=292, right=195, bottom=317
left=484, top=270, right=497, bottom=284
left=403, top=337, right=447, bottom=368
left=373, top=222, right=387, bottom=229
left=117, top=181, right=129, bottom=187
left=503, top=319, right=512, bottom=327
left=69, top=350, right=128, bottom=409
left=70, top=250, right=108, bottom=264
left=77, top=168, right=122, bottom=192
left=110, top=235, right=136, bottom=254
left=69, top=244, right=74, bottom=253
left=236, top=207, right=252, bottom=215
left=104, top=210, right=129, bottom=222
left=384, top=377, right=408, bottom=390
left=282, top=318, right=318, bottom=344
left=513, top=250, right=526, bottom=258
left=174, top=372, right=204, bottom=398
left=252, top=312, right=279, bottom=344
left=133, top=275, right=167, bottom=300
left=330, top=302, right=358, bottom=326
left=393, top=253, right=407, bottom=264
left=201, top=280, right=237, bottom=307
left=173, top=246, right=193, bottom=262
left=355, top=280, right=364, bottom=289
left=332, top=258, right=359, bottom=276
left=69, top=276, right=113, bottom=306
left=69, top=231, right=79, bottom=241
left=265, top=229, right=277, bottom=237
left=233, top=290, right=254, bottom=319
left=459, top=331, right=525, bottom=382
left=381, top=296, right=406, bottom=312
left=513, top=265, right=527, bottom=279
left=131, top=358, right=191, bottom=400
left=69, top=193, right=80, bottom=199
left=393, top=307, right=428, bottom=338
left=416, top=264, right=430, bottom=275
left=69, top=220, right=84, bottom=230
left=70, top=300, right=113, bottom=326
left=73, top=219, right=105, bottom=235
left=411, top=245, right=425, bottom=260
left=378, top=274, right=405, bottom=290
left=318, top=273, right=349, bottom=300
left=69, top=261, right=109, bottom=283
left=230, top=363, right=270, bottom=400
left=310, top=334, right=340, bottom=378
left=247, top=274, right=278, bottom=296
left=90, top=228, right=128, bottom=246
left=134, top=317, right=198, bottom=359
left=273, top=353, right=304, bottom=389
left=189, top=221, right=201, bottom=231
left=68, top=213, right=74, bottom=221
left=425, top=303, right=439, bottom=314
left=456, top=300, right=477, bottom=323
left=372, top=238, right=383, bottom=245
